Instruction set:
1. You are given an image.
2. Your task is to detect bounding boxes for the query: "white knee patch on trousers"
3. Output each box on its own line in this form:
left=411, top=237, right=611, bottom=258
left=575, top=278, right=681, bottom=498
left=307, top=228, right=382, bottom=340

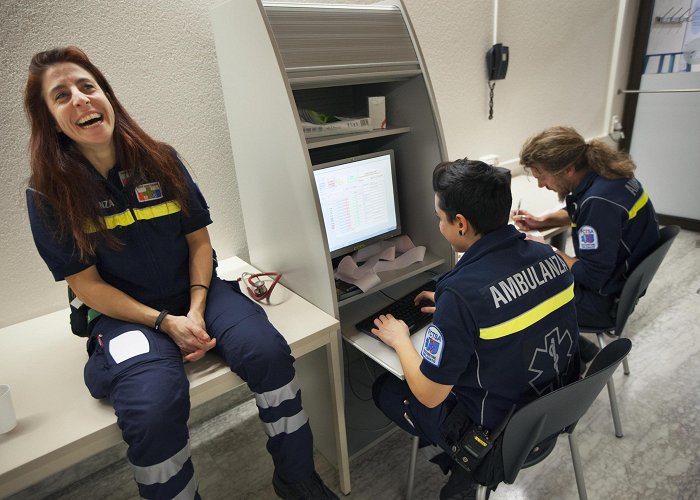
left=108, top=330, right=150, bottom=363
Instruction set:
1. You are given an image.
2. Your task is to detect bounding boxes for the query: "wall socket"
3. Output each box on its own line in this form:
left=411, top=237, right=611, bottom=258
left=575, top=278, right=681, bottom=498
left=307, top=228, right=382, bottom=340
left=609, top=115, right=625, bottom=141
left=479, top=154, right=499, bottom=166
left=610, top=115, right=622, bottom=135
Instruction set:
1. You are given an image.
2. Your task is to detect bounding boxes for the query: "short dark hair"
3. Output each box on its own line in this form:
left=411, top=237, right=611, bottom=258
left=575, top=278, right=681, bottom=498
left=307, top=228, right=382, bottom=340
left=432, top=159, right=512, bottom=235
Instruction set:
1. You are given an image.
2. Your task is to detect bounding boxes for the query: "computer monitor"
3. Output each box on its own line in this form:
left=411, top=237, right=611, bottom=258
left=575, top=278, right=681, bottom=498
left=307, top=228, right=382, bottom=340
left=312, top=150, right=401, bottom=259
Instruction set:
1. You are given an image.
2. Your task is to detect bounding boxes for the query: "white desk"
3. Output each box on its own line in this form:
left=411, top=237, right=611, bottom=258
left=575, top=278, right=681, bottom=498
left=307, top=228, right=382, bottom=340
left=510, top=174, right=569, bottom=244
left=339, top=274, right=434, bottom=380
left=0, top=256, right=350, bottom=497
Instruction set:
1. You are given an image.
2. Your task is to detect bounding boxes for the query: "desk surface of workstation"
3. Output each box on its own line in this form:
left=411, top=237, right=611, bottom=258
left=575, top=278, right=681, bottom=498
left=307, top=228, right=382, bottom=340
left=0, top=256, right=350, bottom=498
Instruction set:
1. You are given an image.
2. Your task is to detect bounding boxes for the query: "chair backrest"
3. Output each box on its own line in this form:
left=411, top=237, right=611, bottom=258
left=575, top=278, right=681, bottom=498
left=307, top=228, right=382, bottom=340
left=615, top=225, right=680, bottom=335
left=499, top=338, right=632, bottom=484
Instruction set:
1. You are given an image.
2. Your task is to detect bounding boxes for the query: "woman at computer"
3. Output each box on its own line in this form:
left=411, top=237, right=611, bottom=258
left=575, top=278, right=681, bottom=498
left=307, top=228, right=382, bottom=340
left=370, top=159, right=580, bottom=498
left=24, top=46, right=336, bottom=500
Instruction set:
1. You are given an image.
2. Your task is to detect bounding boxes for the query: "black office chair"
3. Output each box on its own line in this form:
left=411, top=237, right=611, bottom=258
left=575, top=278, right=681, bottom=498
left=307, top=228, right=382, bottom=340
left=477, top=338, right=632, bottom=500
left=405, top=339, right=632, bottom=500
left=579, top=225, right=679, bottom=437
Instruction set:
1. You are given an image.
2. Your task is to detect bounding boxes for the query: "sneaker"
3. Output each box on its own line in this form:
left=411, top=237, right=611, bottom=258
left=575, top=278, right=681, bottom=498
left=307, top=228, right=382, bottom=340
left=272, top=470, right=339, bottom=500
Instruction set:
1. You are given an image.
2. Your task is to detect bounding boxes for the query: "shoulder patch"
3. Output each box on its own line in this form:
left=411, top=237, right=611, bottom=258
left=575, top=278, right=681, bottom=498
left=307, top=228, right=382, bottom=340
left=135, top=182, right=164, bottom=203
left=421, top=325, right=444, bottom=367
left=578, top=225, right=598, bottom=250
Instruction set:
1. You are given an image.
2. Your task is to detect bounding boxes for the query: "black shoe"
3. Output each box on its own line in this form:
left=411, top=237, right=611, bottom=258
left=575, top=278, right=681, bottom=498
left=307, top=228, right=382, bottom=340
left=579, top=336, right=600, bottom=364
left=272, top=470, right=339, bottom=500
left=439, top=465, right=478, bottom=500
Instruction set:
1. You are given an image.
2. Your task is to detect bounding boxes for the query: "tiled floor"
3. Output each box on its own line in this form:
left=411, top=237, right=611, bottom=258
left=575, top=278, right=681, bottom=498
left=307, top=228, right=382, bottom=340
left=13, top=229, right=700, bottom=500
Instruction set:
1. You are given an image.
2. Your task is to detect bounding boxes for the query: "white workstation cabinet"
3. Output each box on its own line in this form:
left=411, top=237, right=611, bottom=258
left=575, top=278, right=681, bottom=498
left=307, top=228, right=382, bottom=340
left=211, top=0, right=451, bottom=460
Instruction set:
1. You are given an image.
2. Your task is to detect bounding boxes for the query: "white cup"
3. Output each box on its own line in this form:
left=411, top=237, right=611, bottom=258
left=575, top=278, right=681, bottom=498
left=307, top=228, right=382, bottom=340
left=0, top=384, right=17, bottom=434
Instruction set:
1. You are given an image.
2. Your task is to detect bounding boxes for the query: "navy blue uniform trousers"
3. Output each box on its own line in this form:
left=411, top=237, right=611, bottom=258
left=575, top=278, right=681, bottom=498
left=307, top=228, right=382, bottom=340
left=84, top=277, right=314, bottom=499
left=372, top=372, right=456, bottom=451
left=574, top=283, right=616, bottom=328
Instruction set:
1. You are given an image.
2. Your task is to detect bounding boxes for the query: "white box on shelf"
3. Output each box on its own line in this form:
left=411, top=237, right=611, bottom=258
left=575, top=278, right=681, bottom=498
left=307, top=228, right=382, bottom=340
left=368, top=96, right=386, bottom=129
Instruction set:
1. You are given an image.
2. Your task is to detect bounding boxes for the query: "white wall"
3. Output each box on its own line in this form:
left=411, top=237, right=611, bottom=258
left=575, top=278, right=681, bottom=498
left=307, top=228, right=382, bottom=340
left=0, top=0, right=633, bottom=327
left=403, top=0, right=624, bottom=165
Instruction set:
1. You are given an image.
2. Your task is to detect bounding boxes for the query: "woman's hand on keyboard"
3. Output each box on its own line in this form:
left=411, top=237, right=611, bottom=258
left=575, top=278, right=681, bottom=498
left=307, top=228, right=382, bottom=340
left=415, top=291, right=436, bottom=314
left=371, top=314, right=410, bottom=349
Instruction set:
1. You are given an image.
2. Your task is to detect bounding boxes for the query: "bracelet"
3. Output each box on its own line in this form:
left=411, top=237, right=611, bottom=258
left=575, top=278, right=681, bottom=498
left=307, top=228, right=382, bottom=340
left=190, top=284, right=209, bottom=291
left=154, top=310, right=169, bottom=331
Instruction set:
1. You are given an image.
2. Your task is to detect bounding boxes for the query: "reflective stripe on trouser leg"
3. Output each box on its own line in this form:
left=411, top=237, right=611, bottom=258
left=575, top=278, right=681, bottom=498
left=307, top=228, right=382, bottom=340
left=132, top=440, right=192, bottom=484
left=255, top=377, right=313, bottom=483
left=255, top=375, right=301, bottom=409
left=256, top=376, right=309, bottom=437
left=97, top=323, right=200, bottom=500
left=206, top=278, right=315, bottom=483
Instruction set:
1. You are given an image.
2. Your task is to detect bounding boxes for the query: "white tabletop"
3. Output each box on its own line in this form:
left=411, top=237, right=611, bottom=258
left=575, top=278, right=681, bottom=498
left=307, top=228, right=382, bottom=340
left=0, top=255, right=339, bottom=497
left=339, top=273, right=435, bottom=380
left=510, top=174, right=568, bottom=240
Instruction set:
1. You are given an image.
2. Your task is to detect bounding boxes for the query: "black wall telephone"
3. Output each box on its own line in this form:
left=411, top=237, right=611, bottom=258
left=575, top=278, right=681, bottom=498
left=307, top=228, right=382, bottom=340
left=486, top=43, right=509, bottom=81
left=486, top=43, right=509, bottom=119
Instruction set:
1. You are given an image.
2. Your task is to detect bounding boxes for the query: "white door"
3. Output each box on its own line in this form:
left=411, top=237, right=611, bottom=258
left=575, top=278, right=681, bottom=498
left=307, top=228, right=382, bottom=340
left=629, top=0, right=700, bottom=220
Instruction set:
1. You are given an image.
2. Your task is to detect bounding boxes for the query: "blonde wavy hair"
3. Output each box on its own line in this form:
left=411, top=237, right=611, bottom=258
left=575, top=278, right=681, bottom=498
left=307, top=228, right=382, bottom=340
left=519, top=126, right=636, bottom=179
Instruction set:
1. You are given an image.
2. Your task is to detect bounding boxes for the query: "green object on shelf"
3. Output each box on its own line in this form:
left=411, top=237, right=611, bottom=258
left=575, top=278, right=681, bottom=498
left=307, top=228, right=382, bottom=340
left=298, top=108, right=339, bottom=124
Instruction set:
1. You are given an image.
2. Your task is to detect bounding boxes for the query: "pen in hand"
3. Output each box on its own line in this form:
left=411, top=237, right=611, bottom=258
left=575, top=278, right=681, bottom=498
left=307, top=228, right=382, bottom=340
left=513, top=199, right=522, bottom=220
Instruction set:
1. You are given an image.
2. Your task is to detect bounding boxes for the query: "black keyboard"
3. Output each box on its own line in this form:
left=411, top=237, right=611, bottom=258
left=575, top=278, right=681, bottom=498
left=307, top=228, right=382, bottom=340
left=335, top=278, right=361, bottom=301
left=355, top=279, right=437, bottom=338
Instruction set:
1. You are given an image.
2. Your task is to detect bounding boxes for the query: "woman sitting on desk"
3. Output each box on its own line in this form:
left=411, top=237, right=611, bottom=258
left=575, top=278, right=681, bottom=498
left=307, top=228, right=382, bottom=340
left=24, top=46, right=336, bottom=500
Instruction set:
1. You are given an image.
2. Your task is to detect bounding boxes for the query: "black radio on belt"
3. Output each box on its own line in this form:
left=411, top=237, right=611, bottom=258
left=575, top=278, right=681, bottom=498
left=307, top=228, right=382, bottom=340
left=449, top=403, right=516, bottom=473
left=451, top=423, right=493, bottom=472
left=68, top=286, right=90, bottom=337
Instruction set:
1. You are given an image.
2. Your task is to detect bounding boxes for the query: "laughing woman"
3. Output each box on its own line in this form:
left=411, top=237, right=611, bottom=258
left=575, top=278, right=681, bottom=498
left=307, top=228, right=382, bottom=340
left=24, top=46, right=336, bottom=500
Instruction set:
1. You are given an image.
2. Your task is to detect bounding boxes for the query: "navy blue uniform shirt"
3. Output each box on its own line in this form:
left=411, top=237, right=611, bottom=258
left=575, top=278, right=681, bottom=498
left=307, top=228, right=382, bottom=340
left=27, top=155, right=213, bottom=313
left=566, top=172, right=659, bottom=296
left=420, top=225, right=580, bottom=430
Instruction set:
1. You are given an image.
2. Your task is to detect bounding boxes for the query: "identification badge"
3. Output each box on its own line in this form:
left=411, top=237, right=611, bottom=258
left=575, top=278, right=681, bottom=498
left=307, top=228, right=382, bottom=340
left=578, top=225, right=598, bottom=250
left=421, top=325, right=444, bottom=367
left=135, top=182, right=163, bottom=202
left=118, top=170, right=131, bottom=187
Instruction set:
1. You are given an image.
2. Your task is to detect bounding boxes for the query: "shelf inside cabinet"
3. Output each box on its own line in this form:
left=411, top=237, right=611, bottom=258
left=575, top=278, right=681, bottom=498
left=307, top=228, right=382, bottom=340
left=305, top=126, right=412, bottom=150
left=336, top=251, right=444, bottom=308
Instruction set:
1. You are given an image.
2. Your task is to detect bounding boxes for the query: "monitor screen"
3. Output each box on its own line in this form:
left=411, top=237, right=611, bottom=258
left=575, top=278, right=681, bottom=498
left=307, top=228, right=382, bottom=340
left=313, top=150, right=401, bottom=259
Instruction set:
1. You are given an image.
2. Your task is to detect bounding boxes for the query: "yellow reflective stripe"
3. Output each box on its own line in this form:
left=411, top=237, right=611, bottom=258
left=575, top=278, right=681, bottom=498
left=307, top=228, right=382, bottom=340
left=628, top=190, right=648, bottom=220
left=103, top=210, right=136, bottom=229
left=132, top=201, right=181, bottom=221
left=571, top=223, right=576, bottom=228
left=479, top=283, right=575, bottom=340
left=85, top=201, right=181, bottom=233
left=85, top=210, right=136, bottom=233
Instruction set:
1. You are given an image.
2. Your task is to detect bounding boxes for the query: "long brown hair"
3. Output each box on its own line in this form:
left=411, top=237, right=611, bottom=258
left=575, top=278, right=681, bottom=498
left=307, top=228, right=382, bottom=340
left=519, top=126, right=636, bottom=180
left=25, top=46, right=190, bottom=261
